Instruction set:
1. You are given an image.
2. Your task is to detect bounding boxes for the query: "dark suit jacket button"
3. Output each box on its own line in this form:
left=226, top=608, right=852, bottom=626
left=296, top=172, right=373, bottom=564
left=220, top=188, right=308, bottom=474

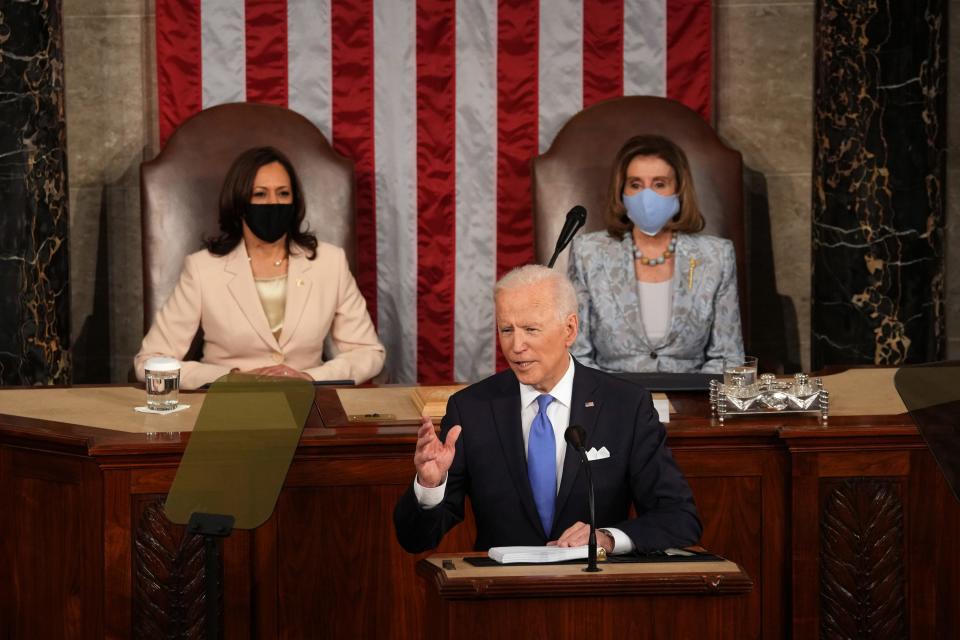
left=650, top=351, right=658, bottom=359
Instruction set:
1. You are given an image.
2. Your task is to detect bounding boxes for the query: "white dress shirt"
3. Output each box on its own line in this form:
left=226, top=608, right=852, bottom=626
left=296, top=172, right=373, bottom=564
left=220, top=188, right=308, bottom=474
left=414, top=355, right=634, bottom=554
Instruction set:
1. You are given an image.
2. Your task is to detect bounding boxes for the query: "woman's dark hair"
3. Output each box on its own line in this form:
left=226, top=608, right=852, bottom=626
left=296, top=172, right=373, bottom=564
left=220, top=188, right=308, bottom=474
left=205, top=146, right=318, bottom=259
left=604, top=134, right=705, bottom=239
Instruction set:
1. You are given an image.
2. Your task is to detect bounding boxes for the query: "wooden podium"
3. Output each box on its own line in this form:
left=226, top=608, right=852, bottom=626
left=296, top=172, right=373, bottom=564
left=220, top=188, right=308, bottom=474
left=417, top=553, right=753, bottom=639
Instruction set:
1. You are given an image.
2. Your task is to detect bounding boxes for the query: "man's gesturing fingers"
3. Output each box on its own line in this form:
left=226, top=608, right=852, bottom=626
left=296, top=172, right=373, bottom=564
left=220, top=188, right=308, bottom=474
left=442, top=425, right=462, bottom=453
left=413, top=419, right=462, bottom=488
left=415, top=420, right=437, bottom=451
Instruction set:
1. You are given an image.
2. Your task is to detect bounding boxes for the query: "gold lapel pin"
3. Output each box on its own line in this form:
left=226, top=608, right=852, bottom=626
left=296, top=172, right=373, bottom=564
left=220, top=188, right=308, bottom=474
left=297, top=278, right=304, bottom=287
left=585, top=401, right=595, bottom=408
left=687, top=258, right=697, bottom=290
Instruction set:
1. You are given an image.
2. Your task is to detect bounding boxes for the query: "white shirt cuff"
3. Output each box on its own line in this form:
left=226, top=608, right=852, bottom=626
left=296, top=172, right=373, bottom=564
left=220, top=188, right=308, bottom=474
left=412, top=473, right=446, bottom=508
left=600, top=527, right=635, bottom=555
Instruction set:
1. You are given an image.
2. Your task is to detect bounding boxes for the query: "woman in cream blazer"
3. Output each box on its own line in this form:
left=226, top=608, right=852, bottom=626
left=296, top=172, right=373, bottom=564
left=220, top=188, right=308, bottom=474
left=135, top=147, right=384, bottom=389
left=568, top=135, right=743, bottom=374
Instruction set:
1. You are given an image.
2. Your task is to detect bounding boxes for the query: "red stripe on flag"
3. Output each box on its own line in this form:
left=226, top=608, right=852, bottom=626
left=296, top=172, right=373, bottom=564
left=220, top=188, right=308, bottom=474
left=666, top=0, right=712, bottom=120
left=416, top=1, right=457, bottom=383
left=583, top=0, right=624, bottom=107
left=331, top=0, right=377, bottom=323
left=496, top=0, right=539, bottom=372
left=156, top=0, right=202, bottom=147
left=245, top=0, right=288, bottom=105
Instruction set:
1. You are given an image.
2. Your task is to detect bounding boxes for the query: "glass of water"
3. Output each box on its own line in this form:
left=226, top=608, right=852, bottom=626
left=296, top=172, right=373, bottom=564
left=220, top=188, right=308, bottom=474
left=723, top=356, right=758, bottom=392
left=144, top=357, right=181, bottom=411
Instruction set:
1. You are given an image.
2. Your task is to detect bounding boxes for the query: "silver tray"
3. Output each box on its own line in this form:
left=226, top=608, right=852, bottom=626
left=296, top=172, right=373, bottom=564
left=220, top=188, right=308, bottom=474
left=709, top=373, right=829, bottom=425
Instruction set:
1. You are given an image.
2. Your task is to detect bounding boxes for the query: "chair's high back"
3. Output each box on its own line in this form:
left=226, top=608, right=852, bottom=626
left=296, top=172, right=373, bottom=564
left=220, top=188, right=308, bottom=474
left=532, top=96, right=745, bottom=316
left=141, top=102, right=355, bottom=330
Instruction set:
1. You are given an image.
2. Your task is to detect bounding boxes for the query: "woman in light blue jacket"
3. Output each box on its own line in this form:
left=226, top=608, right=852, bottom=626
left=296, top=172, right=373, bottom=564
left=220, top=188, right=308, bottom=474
left=568, top=135, right=744, bottom=373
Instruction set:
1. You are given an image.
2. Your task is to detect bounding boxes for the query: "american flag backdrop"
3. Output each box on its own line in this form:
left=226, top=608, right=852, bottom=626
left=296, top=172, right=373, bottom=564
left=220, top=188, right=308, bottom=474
left=155, top=0, right=712, bottom=384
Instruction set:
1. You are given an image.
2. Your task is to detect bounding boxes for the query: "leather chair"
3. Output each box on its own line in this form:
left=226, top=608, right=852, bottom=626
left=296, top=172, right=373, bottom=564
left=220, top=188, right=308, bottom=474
left=531, top=96, right=747, bottom=334
left=140, top=102, right=355, bottom=331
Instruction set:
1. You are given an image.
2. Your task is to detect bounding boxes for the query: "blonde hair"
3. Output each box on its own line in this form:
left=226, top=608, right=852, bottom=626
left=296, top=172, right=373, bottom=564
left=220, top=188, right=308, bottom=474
left=494, top=265, right=577, bottom=320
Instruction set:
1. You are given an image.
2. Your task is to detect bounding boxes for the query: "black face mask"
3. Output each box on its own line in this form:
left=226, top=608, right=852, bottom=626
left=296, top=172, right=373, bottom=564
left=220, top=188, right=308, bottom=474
left=243, top=203, right=295, bottom=243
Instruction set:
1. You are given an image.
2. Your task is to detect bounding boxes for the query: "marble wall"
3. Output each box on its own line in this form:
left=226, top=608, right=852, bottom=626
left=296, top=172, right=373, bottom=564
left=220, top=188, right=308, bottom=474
left=0, top=0, right=71, bottom=385
left=60, top=0, right=959, bottom=382
left=811, top=0, right=946, bottom=368
left=716, top=0, right=959, bottom=370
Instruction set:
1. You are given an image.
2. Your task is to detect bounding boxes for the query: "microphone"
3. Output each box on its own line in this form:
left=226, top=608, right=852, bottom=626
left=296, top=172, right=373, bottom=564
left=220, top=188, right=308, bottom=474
left=547, top=205, right=587, bottom=268
left=564, top=425, right=601, bottom=572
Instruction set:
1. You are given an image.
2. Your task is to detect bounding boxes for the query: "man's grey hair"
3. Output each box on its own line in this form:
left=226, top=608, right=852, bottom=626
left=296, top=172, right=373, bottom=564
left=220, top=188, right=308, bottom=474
left=494, top=264, right=578, bottom=320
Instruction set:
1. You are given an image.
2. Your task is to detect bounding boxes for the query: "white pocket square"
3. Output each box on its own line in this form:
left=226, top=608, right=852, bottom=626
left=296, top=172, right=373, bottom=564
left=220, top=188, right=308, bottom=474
left=585, top=446, right=610, bottom=461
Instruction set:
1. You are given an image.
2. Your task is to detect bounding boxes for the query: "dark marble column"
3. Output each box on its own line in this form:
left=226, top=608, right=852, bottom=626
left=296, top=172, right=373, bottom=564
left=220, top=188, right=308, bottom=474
left=0, top=0, right=70, bottom=384
left=812, top=0, right=946, bottom=368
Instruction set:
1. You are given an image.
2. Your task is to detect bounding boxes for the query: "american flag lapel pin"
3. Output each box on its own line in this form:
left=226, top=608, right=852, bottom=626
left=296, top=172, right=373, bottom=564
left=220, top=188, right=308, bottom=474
left=585, top=401, right=595, bottom=408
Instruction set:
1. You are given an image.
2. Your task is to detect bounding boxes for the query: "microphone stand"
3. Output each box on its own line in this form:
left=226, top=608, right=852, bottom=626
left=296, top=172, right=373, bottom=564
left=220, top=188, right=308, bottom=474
left=576, top=447, right=601, bottom=573
left=565, top=425, right=601, bottom=573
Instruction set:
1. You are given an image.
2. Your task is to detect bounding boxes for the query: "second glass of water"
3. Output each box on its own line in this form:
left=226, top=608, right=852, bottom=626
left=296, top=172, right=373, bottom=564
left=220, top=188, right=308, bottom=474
left=145, top=357, right=181, bottom=411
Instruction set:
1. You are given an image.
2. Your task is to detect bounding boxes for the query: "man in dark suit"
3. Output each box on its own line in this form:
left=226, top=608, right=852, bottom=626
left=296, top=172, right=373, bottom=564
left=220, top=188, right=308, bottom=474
left=394, top=265, right=701, bottom=554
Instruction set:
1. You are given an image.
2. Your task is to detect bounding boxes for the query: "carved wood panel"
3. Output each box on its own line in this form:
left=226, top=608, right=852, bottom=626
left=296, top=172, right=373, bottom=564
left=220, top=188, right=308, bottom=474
left=820, top=479, right=906, bottom=639
left=132, top=498, right=222, bottom=639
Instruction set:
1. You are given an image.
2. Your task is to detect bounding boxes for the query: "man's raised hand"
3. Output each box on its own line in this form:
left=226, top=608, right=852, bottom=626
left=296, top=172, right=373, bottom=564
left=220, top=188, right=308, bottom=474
left=413, top=416, right=462, bottom=488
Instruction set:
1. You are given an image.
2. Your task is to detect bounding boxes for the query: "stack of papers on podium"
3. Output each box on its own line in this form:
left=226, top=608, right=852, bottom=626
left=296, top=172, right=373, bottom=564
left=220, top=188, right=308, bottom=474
left=488, top=545, right=588, bottom=564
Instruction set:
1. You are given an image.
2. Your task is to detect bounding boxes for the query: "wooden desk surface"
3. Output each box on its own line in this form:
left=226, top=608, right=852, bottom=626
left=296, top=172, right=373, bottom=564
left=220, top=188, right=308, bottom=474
left=0, top=381, right=919, bottom=460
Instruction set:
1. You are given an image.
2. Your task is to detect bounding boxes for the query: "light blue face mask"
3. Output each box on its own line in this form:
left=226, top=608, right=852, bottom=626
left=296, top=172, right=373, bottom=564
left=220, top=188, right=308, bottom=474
left=622, top=189, right=680, bottom=236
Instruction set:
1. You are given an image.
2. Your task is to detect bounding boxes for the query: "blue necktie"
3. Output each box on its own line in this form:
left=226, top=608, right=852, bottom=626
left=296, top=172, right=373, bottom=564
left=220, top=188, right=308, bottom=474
left=528, top=394, right=557, bottom=536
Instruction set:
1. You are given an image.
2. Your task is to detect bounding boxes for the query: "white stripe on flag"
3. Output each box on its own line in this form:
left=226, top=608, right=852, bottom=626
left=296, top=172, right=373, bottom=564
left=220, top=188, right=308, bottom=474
left=454, top=0, right=498, bottom=382
left=288, top=0, right=332, bottom=139
left=374, top=0, right=418, bottom=383
left=623, top=0, right=666, bottom=96
left=538, top=0, right=583, bottom=153
left=201, top=0, right=246, bottom=106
